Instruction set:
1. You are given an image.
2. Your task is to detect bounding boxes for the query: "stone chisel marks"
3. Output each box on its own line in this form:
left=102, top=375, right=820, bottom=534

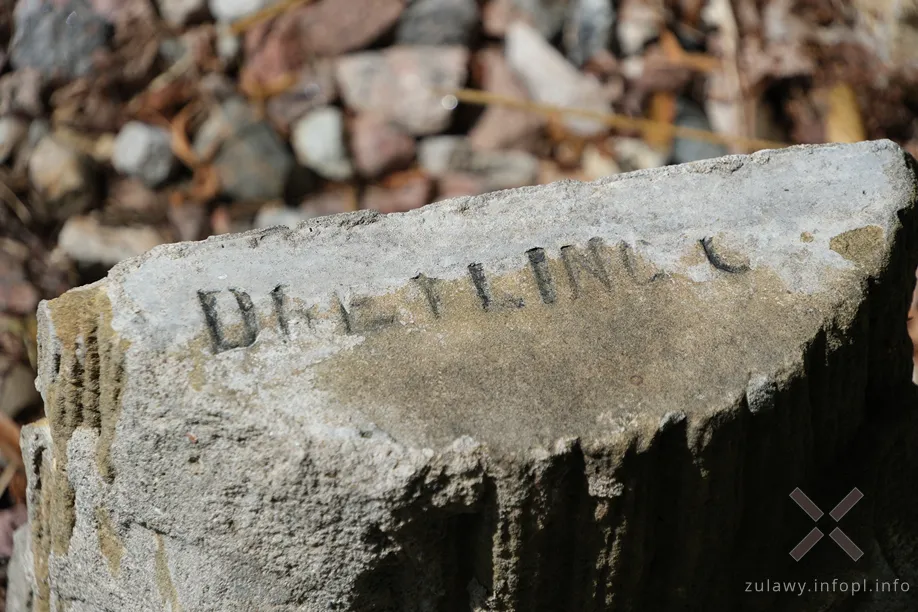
left=271, top=285, right=291, bottom=338
left=700, top=236, right=751, bottom=273
left=18, top=141, right=918, bottom=612
left=467, top=262, right=492, bottom=311
left=413, top=274, right=442, bottom=318
left=560, top=237, right=612, bottom=298
left=526, top=247, right=555, bottom=305
left=197, top=288, right=259, bottom=353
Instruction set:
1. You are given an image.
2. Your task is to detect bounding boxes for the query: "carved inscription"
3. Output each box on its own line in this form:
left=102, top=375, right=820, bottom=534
left=271, top=285, right=291, bottom=338
left=413, top=274, right=442, bottom=318
left=198, top=289, right=259, bottom=353
left=337, top=295, right=397, bottom=335
left=561, top=237, right=611, bottom=298
left=700, top=237, right=750, bottom=274
left=195, top=237, right=739, bottom=353
left=526, top=248, right=555, bottom=305
left=467, top=263, right=525, bottom=312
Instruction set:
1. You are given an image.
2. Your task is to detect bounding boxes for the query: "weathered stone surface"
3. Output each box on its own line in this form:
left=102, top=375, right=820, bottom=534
left=15, top=141, right=918, bottom=611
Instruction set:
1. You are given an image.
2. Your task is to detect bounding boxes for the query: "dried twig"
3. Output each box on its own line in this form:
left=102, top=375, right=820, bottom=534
left=0, top=463, right=18, bottom=501
left=824, top=82, right=866, bottom=143
left=659, top=30, right=721, bottom=73
left=0, top=180, right=31, bottom=225
left=438, top=88, right=789, bottom=152
left=0, top=413, right=22, bottom=469
left=170, top=101, right=205, bottom=168
left=169, top=101, right=226, bottom=203
left=228, top=0, right=311, bottom=36
left=705, top=0, right=753, bottom=152
left=126, top=54, right=196, bottom=116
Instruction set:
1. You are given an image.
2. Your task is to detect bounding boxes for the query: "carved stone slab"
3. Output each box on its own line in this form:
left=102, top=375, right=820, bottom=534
left=15, top=141, right=918, bottom=611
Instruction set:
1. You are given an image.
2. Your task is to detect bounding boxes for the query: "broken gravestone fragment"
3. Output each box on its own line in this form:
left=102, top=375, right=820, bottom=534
left=11, top=141, right=918, bottom=611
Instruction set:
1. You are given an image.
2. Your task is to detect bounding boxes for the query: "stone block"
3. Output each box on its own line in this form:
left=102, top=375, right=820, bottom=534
left=14, top=141, right=918, bottom=611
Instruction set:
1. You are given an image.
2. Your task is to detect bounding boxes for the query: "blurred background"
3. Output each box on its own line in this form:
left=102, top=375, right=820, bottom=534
left=0, top=0, right=916, bottom=604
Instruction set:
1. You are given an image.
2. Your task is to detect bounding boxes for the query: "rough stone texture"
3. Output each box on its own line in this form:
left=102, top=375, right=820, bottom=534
left=14, top=141, right=918, bottom=611
left=7, top=524, right=34, bottom=612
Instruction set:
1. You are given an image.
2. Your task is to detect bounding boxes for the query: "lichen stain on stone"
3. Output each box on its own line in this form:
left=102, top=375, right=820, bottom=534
left=40, top=284, right=129, bottom=593
left=314, top=246, right=843, bottom=454
left=96, top=506, right=123, bottom=576
left=187, top=336, right=208, bottom=392
left=830, top=225, right=886, bottom=268
left=155, top=533, right=183, bottom=612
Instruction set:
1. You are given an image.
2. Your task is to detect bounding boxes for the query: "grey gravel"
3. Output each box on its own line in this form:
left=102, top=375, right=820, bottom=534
left=671, top=97, right=729, bottom=165
left=0, top=116, right=28, bottom=165
left=10, top=0, right=112, bottom=79
left=112, top=122, right=176, bottom=188
left=396, top=0, right=479, bottom=45
left=564, top=0, right=615, bottom=66
left=290, top=107, right=355, bottom=181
